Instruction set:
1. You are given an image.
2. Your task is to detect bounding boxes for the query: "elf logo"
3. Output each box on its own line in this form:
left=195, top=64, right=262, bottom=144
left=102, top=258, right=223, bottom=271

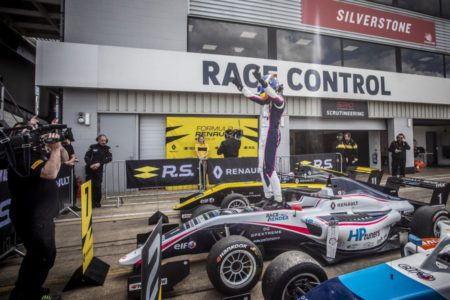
left=174, top=241, right=197, bottom=250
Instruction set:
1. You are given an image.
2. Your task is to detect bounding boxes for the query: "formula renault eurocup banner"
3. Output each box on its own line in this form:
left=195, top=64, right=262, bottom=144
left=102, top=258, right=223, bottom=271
left=207, top=157, right=259, bottom=184
left=166, top=117, right=258, bottom=159
left=126, top=159, right=199, bottom=188
left=302, top=0, right=436, bottom=46
left=0, top=169, right=12, bottom=242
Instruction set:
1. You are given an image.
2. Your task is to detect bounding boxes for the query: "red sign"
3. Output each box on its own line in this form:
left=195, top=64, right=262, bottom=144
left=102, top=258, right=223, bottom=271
left=302, top=0, right=436, bottom=47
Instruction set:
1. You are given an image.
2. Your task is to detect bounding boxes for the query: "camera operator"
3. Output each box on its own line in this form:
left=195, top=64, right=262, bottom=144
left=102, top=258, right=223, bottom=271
left=8, top=129, right=68, bottom=300
left=389, top=133, right=411, bottom=177
left=217, top=129, right=241, bottom=158
left=84, top=134, right=112, bottom=208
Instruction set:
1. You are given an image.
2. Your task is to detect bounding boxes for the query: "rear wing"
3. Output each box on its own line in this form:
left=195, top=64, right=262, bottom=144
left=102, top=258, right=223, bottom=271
left=385, top=176, right=450, bottom=206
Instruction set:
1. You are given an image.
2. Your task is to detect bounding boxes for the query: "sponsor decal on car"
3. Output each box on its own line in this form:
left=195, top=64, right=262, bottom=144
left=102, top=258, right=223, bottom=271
left=347, top=228, right=380, bottom=241
left=200, top=197, right=215, bottom=204
left=254, top=236, right=281, bottom=243
left=337, top=201, right=358, bottom=208
left=266, top=212, right=289, bottom=222
left=216, top=243, right=248, bottom=263
left=398, top=264, right=436, bottom=281
left=129, top=282, right=141, bottom=291
left=250, top=230, right=282, bottom=238
left=173, top=240, right=197, bottom=250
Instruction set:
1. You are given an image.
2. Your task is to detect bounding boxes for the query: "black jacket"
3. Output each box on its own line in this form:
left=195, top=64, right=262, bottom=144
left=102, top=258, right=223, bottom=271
left=343, top=139, right=358, bottom=162
left=389, top=141, right=410, bottom=160
left=84, top=144, right=112, bottom=173
left=217, top=138, right=241, bottom=158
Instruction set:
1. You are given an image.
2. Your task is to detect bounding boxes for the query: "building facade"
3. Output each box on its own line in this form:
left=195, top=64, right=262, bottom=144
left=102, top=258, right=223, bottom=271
left=36, top=0, right=450, bottom=180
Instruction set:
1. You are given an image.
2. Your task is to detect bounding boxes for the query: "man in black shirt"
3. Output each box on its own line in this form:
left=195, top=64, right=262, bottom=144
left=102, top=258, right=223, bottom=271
left=389, top=133, right=411, bottom=177
left=84, top=134, right=112, bottom=207
left=8, top=132, right=68, bottom=300
left=343, top=132, right=359, bottom=172
left=217, top=129, right=241, bottom=158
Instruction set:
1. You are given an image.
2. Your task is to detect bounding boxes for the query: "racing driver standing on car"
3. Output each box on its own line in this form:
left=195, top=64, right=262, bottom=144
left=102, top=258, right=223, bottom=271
left=232, top=68, right=285, bottom=209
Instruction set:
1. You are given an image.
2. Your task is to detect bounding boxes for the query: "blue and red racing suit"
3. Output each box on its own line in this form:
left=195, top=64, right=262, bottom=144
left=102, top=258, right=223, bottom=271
left=240, top=79, right=285, bottom=202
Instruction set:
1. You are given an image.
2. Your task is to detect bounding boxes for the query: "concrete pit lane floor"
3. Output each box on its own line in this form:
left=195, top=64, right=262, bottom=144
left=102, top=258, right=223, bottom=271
left=0, top=168, right=449, bottom=300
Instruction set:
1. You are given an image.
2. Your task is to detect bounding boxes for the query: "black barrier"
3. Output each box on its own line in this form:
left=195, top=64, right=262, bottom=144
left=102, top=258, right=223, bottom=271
left=56, top=164, right=72, bottom=210
left=126, top=159, right=199, bottom=188
left=0, top=169, right=13, bottom=259
left=207, top=157, right=259, bottom=184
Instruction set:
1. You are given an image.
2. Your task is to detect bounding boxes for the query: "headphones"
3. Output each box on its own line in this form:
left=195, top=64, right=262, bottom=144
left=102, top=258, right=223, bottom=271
left=96, top=134, right=108, bottom=143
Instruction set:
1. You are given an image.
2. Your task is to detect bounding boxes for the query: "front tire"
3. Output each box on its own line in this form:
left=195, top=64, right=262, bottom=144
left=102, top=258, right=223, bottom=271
left=191, top=204, right=217, bottom=219
left=221, top=193, right=250, bottom=209
left=206, top=235, right=263, bottom=295
left=262, top=251, right=327, bottom=300
left=410, top=206, right=450, bottom=238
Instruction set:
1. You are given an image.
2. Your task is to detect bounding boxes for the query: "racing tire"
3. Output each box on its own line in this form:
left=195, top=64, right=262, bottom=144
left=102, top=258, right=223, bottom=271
left=221, top=193, right=250, bottom=209
left=262, top=251, right=327, bottom=300
left=410, top=206, right=450, bottom=238
left=206, top=235, right=263, bottom=295
left=191, top=204, right=218, bottom=219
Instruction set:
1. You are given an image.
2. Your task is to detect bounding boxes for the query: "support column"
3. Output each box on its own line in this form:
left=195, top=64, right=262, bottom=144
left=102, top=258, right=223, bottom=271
left=368, top=131, right=381, bottom=169
left=387, top=118, right=415, bottom=174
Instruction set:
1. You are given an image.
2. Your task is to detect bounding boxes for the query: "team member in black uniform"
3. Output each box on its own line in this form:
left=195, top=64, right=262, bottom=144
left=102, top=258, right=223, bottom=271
left=8, top=131, right=68, bottom=300
left=389, top=133, right=411, bottom=177
left=84, top=134, right=112, bottom=208
left=217, top=129, right=241, bottom=158
left=343, top=132, right=358, bottom=172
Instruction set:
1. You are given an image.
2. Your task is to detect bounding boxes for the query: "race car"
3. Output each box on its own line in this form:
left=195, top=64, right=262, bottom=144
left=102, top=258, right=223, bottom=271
left=261, top=217, right=450, bottom=300
left=119, top=176, right=450, bottom=297
left=175, top=165, right=384, bottom=222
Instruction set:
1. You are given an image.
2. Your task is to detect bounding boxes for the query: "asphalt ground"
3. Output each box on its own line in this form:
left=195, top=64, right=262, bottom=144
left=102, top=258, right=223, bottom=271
left=1, top=168, right=450, bottom=300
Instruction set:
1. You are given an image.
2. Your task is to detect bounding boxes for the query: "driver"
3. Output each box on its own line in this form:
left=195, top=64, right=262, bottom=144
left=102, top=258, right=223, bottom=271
left=232, top=68, right=285, bottom=209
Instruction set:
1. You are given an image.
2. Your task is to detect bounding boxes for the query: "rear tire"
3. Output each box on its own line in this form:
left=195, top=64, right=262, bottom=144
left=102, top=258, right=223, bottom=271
left=206, top=235, right=263, bottom=295
left=262, top=251, right=327, bottom=300
left=410, top=206, right=450, bottom=238
left=221, top=193, right=250, bottom=209
left=191, top=204, right=217, bottom=219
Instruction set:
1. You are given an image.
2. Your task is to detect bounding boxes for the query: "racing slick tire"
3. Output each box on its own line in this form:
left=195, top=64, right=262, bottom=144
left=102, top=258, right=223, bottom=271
left=221, top=193, right=250, bottom=209
left=262, top=251, right=327, bottom=300
left=206, top=235, right=263, bottom=295
left=410, top=206, right=450, bottom=238
left=191, top=204, right=217, bottom=219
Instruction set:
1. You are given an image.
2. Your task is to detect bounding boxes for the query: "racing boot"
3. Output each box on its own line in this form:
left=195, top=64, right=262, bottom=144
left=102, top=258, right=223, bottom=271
left=262, top=198, right=287, bottom=210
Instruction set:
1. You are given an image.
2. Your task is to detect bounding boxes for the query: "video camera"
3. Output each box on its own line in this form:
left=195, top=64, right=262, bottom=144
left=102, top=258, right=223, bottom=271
left=225, top=129, right=243, bottom=141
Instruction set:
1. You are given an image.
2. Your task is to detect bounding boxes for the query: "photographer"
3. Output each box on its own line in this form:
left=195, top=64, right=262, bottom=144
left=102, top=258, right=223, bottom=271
left=389, top=133, right=411, bottom=177
left=217, top=129, right=241, bottom=158
left=84, top=134, right=112, bottom=208
left=8, top=127, right=68, bottom=300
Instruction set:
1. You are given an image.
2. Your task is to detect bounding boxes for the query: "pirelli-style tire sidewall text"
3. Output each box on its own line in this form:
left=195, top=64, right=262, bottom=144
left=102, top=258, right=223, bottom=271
left=191, top=204, right=218, bottom=219
left=410, top=206, right=450, bottom=238
left=221, top=193, right=250, bottom=209
left=262, top=251, right=327, bottom=300
left=206, top=235, right=263, bottom=295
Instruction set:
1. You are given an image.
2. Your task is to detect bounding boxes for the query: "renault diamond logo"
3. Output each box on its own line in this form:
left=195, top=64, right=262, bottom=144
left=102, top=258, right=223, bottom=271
left=134, top=166, right=159, bottom=179
left=213, top=166, right=223, bottom=179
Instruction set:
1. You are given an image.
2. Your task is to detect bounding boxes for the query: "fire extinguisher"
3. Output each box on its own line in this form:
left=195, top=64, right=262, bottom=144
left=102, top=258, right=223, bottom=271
left=372, top=149, right=378, bottom=165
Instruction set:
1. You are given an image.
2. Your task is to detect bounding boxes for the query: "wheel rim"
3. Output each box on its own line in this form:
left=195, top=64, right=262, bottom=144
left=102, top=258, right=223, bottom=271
left=434, top=215, right=450, bottom=237
left=282, top=273, right=321, bottom=300
left=219, top=250, right=256, bottom=289
left=227, top=199, right=248, bottom=208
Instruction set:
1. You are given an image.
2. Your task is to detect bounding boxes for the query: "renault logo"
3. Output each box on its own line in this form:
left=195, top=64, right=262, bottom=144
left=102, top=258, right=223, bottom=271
left=134, top=166, right=159, bottom=179
left=213, top=166, right=223, bottom=179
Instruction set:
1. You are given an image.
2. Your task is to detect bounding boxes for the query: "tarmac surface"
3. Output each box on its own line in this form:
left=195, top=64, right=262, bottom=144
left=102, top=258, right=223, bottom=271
left=1, top=168, right=450, bottom=300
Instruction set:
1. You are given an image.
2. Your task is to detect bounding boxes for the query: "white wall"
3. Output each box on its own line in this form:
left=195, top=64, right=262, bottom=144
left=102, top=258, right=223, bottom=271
left=63, top=88, right=99, bottom=177
left=414, top=125, right=450, bottom=166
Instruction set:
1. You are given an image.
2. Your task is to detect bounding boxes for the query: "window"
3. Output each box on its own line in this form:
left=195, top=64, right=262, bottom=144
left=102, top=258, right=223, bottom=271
left=397, top=0, right=440, bottom=17
left=188, top=18, right=268, bottom=58
left=277, top=30, right=341, bottom=66
left=446, top=56, right=450, bottom=78
left=401, top=49, right=444, bottom=77
left=342, top=40, right=396, bottom=72
left=442, top=0, right=450, bottom=19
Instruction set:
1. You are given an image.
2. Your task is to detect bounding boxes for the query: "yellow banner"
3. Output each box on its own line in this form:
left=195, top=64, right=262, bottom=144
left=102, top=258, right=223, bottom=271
left=81, top=180, right=94, bottom=274
left=166, top=116, right=258, bottom=159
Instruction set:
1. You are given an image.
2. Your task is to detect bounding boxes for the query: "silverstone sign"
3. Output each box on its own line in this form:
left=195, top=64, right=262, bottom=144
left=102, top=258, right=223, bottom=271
left=37, top=42, right=450, bottom=104
left=302, top=0, right=436, bottom=46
